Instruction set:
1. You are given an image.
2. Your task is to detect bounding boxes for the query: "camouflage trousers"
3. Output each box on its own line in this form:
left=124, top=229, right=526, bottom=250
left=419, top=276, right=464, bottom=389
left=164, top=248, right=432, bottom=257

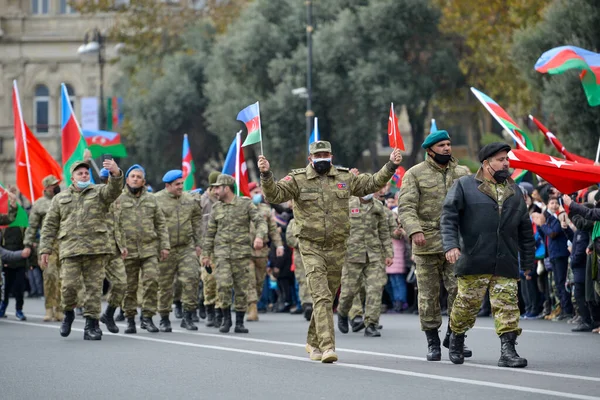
left=247, top=257, right=267, bottom=304
left=349, top=289, right=364, bottom=320
left=293, top=249, right=312, bottom=305
left=414, top=253, right=457, bottom=331
left=173, top=275, right=182, bottom=303
left=124, top=256, right=158, bottom=318
left=299, top=240, right=343, bottom=352
left=451, top=274, right=522, bottom=336
left=41, top=252, right=61, bottom=309
left=60, top=255, right=107, bottom=319
left=105, top=255, right=127, bottom=309
left=202, top=262, right=219, bottom=307
left=215, top=258, right=250, bottom=312
left=338, top=261, right=387, bottom=326
left=158, top=246, right=200, bottom=316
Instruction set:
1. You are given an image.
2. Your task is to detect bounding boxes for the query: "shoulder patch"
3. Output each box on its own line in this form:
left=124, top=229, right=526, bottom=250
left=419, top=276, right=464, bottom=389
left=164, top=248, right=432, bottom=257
left=283, top=176, right=293, bottom=182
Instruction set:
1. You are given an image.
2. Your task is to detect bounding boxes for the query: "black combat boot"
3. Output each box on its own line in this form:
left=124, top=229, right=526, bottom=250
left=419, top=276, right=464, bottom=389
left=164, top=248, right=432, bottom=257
left=141, top=316, right=159, bottom=333
left=214, top=308, right=223, bottom=329
left=303, top=303, right=313, bottom=321
left=159, top=316, right=172, bottom=332
left=115, top=308, right=125, bottom=322
left=100, top=305, right=119, bottom=333
left=498, top=332, right=527, bottom=368
left=442, top=323, right=472, bottom=358
left=192, top=309, right=200, bottom=323
left=181, top=311, right=198, bottom=331
left=425, top=329, right=442, bottom=361
left=364, top=324, right=381, bottom=337
left=449, top=332, right=465, bottom=365
left=174, top=301, right=183, bottom=319
left=205, top=305, right=215, bottom=327
left=60, top=310, right=75, bottom=337
left=84, top=317, right=102, bottom=341
left=337, top=314, right=349, bottom=334
left=219, top=307, right=232, bottom=333
left=124, top=317, right=137, bottom=334
left=94, top=319, right=103, bottom=336
left=234, top=311, right=249, bottom=333
left=351, top=316, right=365, bottom=332
left=199, top=303, right=207, bottom=320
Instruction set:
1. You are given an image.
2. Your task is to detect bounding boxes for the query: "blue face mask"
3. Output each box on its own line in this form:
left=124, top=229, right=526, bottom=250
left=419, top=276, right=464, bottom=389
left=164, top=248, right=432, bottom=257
left=76, top=180, right=92, bottom=189
left=252, top=194, right=263, bottom=205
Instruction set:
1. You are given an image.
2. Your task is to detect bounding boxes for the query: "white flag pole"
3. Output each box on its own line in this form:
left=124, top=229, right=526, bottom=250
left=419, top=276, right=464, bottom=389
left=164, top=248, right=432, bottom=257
left=13, top=80, right=35, bottom=202
left=314, top=117, right=319, bottom=141
left=235, top=130, right=241, bottom=196
left=257, top=101, right=264, bottom=156
left=595, top=137, right=600, bottom=163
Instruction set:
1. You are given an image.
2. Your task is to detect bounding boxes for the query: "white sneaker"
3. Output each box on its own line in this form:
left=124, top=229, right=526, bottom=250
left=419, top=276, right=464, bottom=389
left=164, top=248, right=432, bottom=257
left=321, top=349, right=338, bottom=363
left=305, top=343, right=322, bottom=361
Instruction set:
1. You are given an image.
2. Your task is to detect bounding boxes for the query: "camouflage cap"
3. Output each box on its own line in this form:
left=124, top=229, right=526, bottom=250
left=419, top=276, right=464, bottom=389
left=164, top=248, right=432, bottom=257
left=70, top=161, right=90, bottom=176
left=211, top=174, right=235, bottom=187
left=42, top=175, right=60, bottom=188
left=208, top=171, right=221, bottom=185
left=309, top=140, right=332, bottom=155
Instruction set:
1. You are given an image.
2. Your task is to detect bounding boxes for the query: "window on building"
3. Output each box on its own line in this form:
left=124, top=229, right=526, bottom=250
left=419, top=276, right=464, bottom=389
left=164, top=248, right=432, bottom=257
left=60, top=0, right=76, bottom=14
left=32, top=0, right=49, bottom=15
left=34, top=85, right=49, bottom=134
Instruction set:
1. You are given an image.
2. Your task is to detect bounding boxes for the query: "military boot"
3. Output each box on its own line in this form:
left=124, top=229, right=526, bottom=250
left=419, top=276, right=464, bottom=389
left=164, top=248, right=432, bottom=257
left=205, top=305, right=215, bottom=327
left=364, top=324, right=381, bottom=337
left=246, top=302, right=259, bottom=321
left=124, top=317, right=137, bottom=334
left=425, top=329, right=441, bottom=361
left=303, top=303, right=313, bottom=321
left=234, top=311, right=249, bottom=333
left=214, top=308, right=223, bottom=329
left=174, top=301, right=183, bottom=319
left=100, top=305, right=119, bottom=333
left=115, top=308, right=125, bottom=322
left=337, top=314, right=349, bottom=334
left=181, top=311, right=198, bottom=331
left=75, top=307, right=84, bottom=317
left=159, top=316, right=172, bottom=332
left=84, top=317, right=102, bottom=341
left=199, top=303, right=207, bottom=320
left=351, top=316, right=365, bottom=332
left=60, top=310, right=75, bottom=337
left=442, top=323, right=472, bottom=358
left=141, top=316, right=159, bottom=333
left=449, top=332, right=465, bottom=365
left=219, top=307, right=232, bottom=333
left=93, top=319, right=103, bottom=336
left=43, top=308, right=54, bottom=322
left=498, top=332, right=527, bottom=368
left=191, top=309, right=200, bottom=323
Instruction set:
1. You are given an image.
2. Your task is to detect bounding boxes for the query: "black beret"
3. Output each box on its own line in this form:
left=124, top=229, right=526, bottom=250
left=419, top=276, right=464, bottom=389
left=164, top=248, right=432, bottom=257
left=479, top=142, right=512, bottom=162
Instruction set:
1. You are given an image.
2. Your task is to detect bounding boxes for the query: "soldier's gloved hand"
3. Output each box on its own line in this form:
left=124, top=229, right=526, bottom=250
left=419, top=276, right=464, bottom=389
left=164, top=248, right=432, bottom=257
left=257, top=156, right=270, bottom=173
left=254, top=237, right=264, bottom=250
left=40, top=253, right=49, bottom=268
left=390, top=148, right=403, bottom=165
left=445, top=248, right=461, bottom=264
left=160, top=249, right=170, bottom=261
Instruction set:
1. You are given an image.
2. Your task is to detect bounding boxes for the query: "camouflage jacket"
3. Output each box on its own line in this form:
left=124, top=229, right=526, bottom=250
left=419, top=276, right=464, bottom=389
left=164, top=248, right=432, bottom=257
left=200, top=191, right=217, bottom=240
left=251, top=203, right=283, bottom=258
left=347, top=197, right=393, bottom=263
left=23, top=194, right=53, bottom=247
left=261, top=161, right=397, bottom=246
left=155, top=189, right=202, bottom=248
left=39, top=172, right=124, bottom=258
left=397, top=157, right=469, bottom=255
left=203, top=196, right=268, bottom=260
left=286, top=218, right=299, bottom=249
left=113, top=189, right=170, bottom=259
left=383, top=203, right=398, bottom=239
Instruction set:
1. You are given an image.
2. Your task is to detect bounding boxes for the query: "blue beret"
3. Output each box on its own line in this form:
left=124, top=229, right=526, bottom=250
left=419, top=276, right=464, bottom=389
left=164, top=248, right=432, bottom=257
left=126, top=164, right=145, bottom=178
left=421, top=130, right=450, bottom=149
left=162, top=169, right=183, bottom=183
left=99, top=168, right=110, bottom=179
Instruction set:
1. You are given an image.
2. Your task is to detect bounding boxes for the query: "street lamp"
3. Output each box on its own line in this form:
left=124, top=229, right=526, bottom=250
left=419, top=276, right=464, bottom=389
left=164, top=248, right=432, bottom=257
left=78, top=29, right=106, bottom=130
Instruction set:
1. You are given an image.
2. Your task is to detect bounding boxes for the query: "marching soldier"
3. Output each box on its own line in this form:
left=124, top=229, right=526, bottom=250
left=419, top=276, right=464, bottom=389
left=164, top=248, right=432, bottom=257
left=286, top=207, right=313, bottom=321
left=200, top=171, right=221, bottom=327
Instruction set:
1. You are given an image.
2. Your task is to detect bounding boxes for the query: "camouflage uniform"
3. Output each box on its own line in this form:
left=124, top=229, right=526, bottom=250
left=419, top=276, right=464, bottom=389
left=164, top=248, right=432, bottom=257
left=200, top=191, right=219, bottom=307
left=39, top=169, right=124, bottom=320
left=155, top=189, right=202, bottom=316
left=203, top=194, right=267, bottom=312
left=338, top=197, right=392, bottom=327
left=286, top=218, right=312, bottom=306
left=114, top=189, right=170, bottom=318
left=261, top=142, right=397, bottom=353
left=397, top=157, right=469, bottom=331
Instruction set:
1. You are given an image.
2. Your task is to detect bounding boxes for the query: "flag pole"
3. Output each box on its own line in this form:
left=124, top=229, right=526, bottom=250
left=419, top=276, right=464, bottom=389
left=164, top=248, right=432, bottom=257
left=391, top=102, right=398, bottom=150
left=257, top=101, right=264, bottom=156
left=595, top=137, right=600, bottom=163
left=235, top=130, right=241, bottom=196
left=314, top=117, right=319, bottom=141
left=13, top=81, right=35, bottom=202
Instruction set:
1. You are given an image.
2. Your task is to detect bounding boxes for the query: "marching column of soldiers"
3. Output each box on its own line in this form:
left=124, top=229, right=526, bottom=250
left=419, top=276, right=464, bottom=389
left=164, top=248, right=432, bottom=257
left=23, top=133, right=531, bottom=369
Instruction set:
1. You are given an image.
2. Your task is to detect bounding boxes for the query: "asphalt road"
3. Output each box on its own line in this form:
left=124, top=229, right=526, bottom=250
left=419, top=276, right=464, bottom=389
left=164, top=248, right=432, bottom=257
left=1, top=298, right=599, bottom=400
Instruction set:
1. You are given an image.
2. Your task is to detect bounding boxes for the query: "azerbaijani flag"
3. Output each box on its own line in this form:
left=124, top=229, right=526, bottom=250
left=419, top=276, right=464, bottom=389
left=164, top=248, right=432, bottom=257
left=182, top=133, right=196, bottom=191
left=0, top=184, right=29, bottom=228
left=82, top=129, right=127, bottom=158
left=61, top=83, right=88, bottom=183
left=238, top=102, right=262, bottom=147
left=535, top=45, right=600, bottom=107
left=390, top=166, right=406, bottom=191
left=529, top=115, right=595, bottom=165
left=470, top=87, right=533, bottom=151
left=222, top=131, right=249, bottom=197
left=308, top=116, right=320, bottom=154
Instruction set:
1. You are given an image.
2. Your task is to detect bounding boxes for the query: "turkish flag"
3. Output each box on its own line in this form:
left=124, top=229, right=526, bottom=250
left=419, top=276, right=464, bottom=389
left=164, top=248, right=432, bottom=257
left=508, top=149, right=600, bottom=194
left=0, top=186, right=8, bottom=215
left=388, top=104, right=405, bottom=151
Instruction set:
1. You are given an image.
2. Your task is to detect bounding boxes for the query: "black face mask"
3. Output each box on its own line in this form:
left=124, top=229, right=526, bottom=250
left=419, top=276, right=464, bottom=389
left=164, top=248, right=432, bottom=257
left=487, top=164, right=511, bottom=184
left=52, top=186, right=61, bottom=195
left=312, top=159, right=332, bottom=175
left=127, top=185, right=143, bottom=195
left=430, top=150, right=451, bottom=165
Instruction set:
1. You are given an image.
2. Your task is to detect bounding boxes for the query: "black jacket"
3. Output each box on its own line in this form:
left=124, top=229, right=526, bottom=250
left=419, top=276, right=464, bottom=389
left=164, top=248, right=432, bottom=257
left=441, top=171, right=535, bottom=279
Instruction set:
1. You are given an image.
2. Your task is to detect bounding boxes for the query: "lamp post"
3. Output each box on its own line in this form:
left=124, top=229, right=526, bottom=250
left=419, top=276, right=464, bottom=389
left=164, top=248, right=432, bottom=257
left=305, top=0, right=314, bottom=156
left=78, top=29, right=106, bottom=130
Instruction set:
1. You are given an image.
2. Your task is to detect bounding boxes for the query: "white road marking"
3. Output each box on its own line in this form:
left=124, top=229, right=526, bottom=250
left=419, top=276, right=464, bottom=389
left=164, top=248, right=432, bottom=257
left=472, top=326, right=579, bottom=337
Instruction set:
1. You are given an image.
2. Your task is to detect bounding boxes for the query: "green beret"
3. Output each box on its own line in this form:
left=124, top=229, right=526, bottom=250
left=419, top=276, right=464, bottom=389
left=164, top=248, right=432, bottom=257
left=421, top=130, right=450, bottom=149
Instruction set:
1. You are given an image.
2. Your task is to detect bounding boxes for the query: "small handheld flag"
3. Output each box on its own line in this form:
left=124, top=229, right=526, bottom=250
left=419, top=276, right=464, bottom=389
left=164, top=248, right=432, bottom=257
left=387, top=103, right=405, bottom=151
left=61, top=83, right=89, bottom=183
left=182, top=134, right=196, bottom=191
left=222, top=131, right=250, bottom=197
left=237, top=102, right=263, bottom=153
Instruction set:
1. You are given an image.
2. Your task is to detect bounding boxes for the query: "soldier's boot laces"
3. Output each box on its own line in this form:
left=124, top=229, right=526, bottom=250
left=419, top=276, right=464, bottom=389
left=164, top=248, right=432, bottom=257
left=198, top=303, right=207, bottom=320
left=449, top=332, right=465, bottom=365
left=181, top=311, right=198, bottom=331
left=174, top=301, right=183, bottom=319
left=205, top=305, right=215, bottom=327
left=100, top=305, right=119, bottom=334
left=219, top=307, right=232, bottom=333
left=214, top=308, right=223, bottom=329
left=60, top=310, right=75, bottom=337
left=84, top=317, right=102, bottom=341
left=141, top=316, right=159, bottom=333
left=364, top=324, right=381, bottom=337
left=124, top=317, right=137, bottom=334
left=498, top=332, right=528, bottom=368
left=425, top=329, right=442, bottom=361
left=191, top=309, right=200, bottom=323
left=159, top=316, right=172, bottom=333
left=234, top=311, right=249, bottom=333
left=337, top=314, right=349, bottom=334
left=443, top=323, right=472, bottom=358
left=351, top=316, right=365, bottom=333
left=303, top=303, right=313, bottom=322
